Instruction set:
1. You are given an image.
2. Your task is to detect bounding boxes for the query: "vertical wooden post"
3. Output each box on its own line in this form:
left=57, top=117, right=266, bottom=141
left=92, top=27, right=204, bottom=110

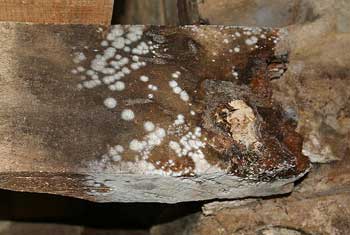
left=114, top=0, right=200, bottom=25
left=177, top=0, right=201, bottom=25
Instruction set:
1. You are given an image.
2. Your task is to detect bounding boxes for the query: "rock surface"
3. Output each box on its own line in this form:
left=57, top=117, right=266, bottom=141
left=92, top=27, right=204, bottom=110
left=151, top=156, right=350, bottom=235
left=198, top=0, right=350, bottom=163
left=272, top=0, right=350, bottom=163
left=152, top=193, right=350, bottom=235
left=0, top=23, right=309, bottom=203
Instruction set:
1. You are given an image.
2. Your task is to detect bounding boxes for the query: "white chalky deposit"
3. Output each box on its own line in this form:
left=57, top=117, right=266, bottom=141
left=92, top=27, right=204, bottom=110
left=245, top=36, right=258, bottom=46
left=72, top=25, right=259, bottom=178
left=174, top=114, right=185, bottom=125
left=168, top=79, right=190, bottom=102
left=101, top=40, right=109, bottom=47
left=169, top=141, right=182, bottom=156
left=140, top=75, right=149, bottom=82
left=108, top=145, right=124, bottom=162
left=169, top=80, right=178, bottom=88
left=121, top=109, right=135, bottom=121
left=130, top=139, right=147, bottom=152
left=128, top=127, right=167, bottom=160
left=73, top=52, right=86, bottom=64
left=148, top=84, right=158, bottom=91
left=144, top=121, right=155, bottom=132
left=171, top=71, right=181, bottom=78
left=104, top=97, right=117, bottom=109
left=114, top=81, right=125, bottom=91
left=232, top=66, right=239, bottom=79
left=180, top=91, right=190, bottom=102
left=173, top=86, right=182, bottom=94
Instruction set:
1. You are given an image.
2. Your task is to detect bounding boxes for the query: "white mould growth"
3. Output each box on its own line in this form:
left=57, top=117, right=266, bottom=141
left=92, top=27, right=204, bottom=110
left=109, top=145, right=124, bottom=162
left=129, top=127, right=167, bottom=160
left=73, top=52, right=86, bottom=64
left=169, top=79, right=190, bottom=103
left=245, top=36, right=258, bottom=46
left=171, top=71, right=181, bottom=78
left=140, top=75, right=149, bottom=82
left=144, top=121, right=156, bottom=132
left=104, top=97, right=117, bottom=109
left=174, top=114, right=185, bottom=125
left=121, top=109, right=135, bottom=121
left=180, top=91, right=190, bottom=102
left=71, top=25, right=260, bottom=178
left=232, top=66, right=239, bottom=79
left=101, top=40, right=109, bottom=47
left=109, top=81, right=125, bottom=91
left=148, top=84, right=158, bottom=91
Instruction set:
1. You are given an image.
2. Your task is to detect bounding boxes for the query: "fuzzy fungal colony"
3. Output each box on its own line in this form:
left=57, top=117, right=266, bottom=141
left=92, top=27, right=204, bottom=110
left=71, top=25, right=283, bottom=177
left=71, top=25, right=213, bottom=176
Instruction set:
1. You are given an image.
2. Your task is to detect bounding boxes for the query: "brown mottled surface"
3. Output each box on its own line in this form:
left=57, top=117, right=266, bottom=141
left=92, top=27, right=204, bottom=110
left=0, top=23, right=309, bottom=203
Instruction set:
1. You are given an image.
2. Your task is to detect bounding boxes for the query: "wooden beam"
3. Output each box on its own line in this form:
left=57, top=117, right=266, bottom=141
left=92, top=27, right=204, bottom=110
left=0, top=23, right=309, bottom=203
left=0, top=0, right=114, bottom=25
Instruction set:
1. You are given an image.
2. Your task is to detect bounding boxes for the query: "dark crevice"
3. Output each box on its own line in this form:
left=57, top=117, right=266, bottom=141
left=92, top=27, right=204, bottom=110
left=0, top=189, right=203, bottom=230
left=111, top=0, right=126, bottom=25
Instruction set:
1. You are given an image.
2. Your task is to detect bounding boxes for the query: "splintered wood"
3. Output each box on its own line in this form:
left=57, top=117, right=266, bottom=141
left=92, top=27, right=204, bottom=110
left=0, top=0, right=114, bottom=25
left=0, top=23, right=309, bottom=203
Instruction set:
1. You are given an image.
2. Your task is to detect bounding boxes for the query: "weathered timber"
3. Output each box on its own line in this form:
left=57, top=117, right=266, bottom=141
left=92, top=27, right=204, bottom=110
left=0, top=0, right=114, bottom=25
left=0, top=23, right=309, bottom=203
left=116, top=0, right=201, bottom=25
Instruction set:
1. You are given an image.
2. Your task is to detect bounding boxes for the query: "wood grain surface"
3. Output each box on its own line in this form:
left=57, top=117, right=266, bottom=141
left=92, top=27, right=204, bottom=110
left=0, top=23, right=309, bottom=203
left=0, top=0, right=114, bottom=25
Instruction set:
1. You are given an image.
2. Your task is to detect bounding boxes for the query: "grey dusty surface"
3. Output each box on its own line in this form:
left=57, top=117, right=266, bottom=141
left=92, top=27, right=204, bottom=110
left=0, top=23, right=309, bottom=203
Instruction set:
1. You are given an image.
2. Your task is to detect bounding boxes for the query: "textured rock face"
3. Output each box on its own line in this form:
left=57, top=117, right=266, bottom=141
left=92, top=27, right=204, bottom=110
left=152, top=193, right=350, bottom=235
left=197, top=0, right=318, bottom=27
left=151, top=156, right=350, bottom=235
left=0, top=23, right=309, bottom=203
left=198, top=0, right=350, bottom=163
left=151, top=154, right=350, bottom=234
left=272, top=0, right=350, bottom=163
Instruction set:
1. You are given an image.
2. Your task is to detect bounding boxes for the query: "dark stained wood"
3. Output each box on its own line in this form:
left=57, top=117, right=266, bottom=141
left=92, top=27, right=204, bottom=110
left=0, top=22, right=309, bottom=203
left=115, top=0, right=201, bottom=25
left=177, top=0, right=201, bottom=25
